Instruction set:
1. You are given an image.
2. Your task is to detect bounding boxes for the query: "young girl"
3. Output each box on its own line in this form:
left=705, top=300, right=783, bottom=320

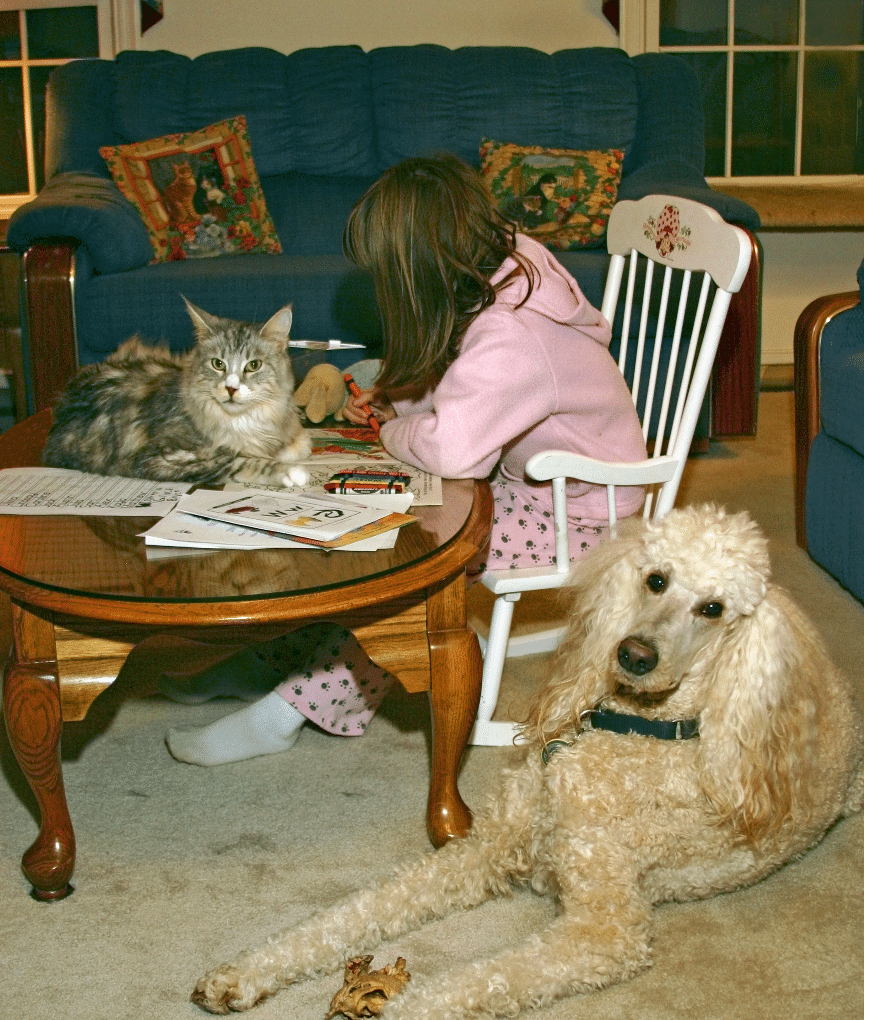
left=165, top=153, right=646, bottom=766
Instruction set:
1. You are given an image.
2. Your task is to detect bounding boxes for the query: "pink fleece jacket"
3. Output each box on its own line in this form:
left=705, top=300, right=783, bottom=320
left=379, top=234, right=647, bottom=523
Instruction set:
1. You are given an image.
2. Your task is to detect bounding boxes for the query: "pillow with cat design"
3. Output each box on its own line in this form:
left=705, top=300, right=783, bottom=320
left=479, top=139, right=624, bottom=250
left=100, top=115, right=282, bottom=263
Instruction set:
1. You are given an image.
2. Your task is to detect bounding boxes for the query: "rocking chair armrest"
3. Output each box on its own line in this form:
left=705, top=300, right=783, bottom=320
left=524, top=453, right=680, bottom=488
left=480, top=563, right=575, bottom=596
left=7, top=173, right=153, bottom=275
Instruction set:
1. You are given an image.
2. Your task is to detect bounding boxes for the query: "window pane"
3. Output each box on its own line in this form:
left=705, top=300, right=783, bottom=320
left=26, top=6, right=98, bottom=60
left=0, top=67, right=28, bottom=193
left=678, top=53, right=727, bottom=175
left=29, top=66, right=54, bottom=192
left=660, top=0, right=727, bottom=45
left=802, top=51, right=863, bottom=174
left=735, top=0, right=799, bottom=45
left=0, top=10, right=21, bottom=60
left=732, top=52, right=797, bottom=175
left=805, top=0, right=863, bottom=45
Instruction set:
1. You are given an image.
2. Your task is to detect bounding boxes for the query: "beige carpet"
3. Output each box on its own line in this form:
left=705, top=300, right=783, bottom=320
left=0, top=392, right=863, bottom=1020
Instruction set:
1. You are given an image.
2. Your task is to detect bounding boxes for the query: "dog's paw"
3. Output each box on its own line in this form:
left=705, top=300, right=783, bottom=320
left=191, top=964, right=265, bottom=1014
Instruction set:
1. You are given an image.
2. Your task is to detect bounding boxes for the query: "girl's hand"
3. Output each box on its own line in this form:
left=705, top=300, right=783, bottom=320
left=342, top=388, right=397, bottom=426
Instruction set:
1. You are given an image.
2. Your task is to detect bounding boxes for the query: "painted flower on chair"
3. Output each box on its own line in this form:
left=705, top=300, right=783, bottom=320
left=643, top=204, right=692, bottom=258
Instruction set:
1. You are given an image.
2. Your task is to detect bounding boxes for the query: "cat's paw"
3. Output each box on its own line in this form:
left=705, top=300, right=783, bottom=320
left=280, top=430, right=312, bottom=462
left=281, top=466, right=309, bottom=488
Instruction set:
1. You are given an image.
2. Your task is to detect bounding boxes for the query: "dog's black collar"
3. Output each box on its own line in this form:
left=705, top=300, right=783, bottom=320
left=541, top=707, right=700, bottom=764
left=587, top=707, right=700, bottom=741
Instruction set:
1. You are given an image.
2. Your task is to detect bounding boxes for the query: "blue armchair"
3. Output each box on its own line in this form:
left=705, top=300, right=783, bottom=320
left=794, top=264, right=863, bottom=600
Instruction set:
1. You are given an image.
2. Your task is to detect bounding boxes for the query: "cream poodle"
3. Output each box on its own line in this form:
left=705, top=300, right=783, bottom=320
left=192, top=504, right=863, bottom=1019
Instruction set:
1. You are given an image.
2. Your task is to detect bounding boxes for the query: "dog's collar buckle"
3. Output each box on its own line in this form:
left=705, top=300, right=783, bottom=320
left=541, top=738, right=574, bottom=765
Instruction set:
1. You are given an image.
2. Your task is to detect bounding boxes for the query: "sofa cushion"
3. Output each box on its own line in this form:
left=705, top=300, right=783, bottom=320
left=100, top=116, right=282, bottom=263
left=73, top=253, right=381, bottom=368
left=109, top=47, right=380, bottom=179
left=370, top=46, right=637, bottom=171
left=479, top=139, right=623, bottom=250
left=261, top=172, right=378, bottom=256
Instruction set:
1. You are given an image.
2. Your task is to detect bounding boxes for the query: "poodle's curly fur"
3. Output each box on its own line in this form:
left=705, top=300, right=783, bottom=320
left=192, top=505, right=863, bottom=1018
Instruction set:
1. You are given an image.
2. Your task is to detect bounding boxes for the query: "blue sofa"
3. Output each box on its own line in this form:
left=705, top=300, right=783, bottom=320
left=7, top=44, right=760, bottom=419
left=794, top=265, right=863, bottom=600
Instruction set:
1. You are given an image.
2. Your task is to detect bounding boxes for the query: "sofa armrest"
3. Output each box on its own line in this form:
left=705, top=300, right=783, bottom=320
left=7, top=173, right=153, bottom=275
left=19, top=242, right=79, bottom=414
left=793, top=289, right=861, bottom=549
left=712, top=227, right=762, bottom=438
left=618, top=161, right=761, bottom=231
left=625, top=53, right=761, bottom=231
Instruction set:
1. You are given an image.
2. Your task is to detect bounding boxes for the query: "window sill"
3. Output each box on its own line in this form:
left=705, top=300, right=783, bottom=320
left=709, top=182, right=863, bottom=230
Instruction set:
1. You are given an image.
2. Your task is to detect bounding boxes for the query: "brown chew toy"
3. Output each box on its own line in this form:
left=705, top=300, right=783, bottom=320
left=325, top=956, right=410, bottom=1018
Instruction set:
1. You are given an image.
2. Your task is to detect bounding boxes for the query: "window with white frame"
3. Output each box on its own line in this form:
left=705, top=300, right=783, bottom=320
left=0, top=1, right=120, bottom=218
left=641, top=0, right=862, bottom=181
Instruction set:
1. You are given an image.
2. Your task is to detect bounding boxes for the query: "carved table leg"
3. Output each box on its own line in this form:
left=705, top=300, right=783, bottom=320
left=2, top=604, right=75, bottom=899
left=425, top=572, right=482, bottom=847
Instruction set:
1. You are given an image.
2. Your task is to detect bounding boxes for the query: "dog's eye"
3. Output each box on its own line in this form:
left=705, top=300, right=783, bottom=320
left=699, top=601, right=724, bottom=619
left=646, top=573, right=667, bottom=594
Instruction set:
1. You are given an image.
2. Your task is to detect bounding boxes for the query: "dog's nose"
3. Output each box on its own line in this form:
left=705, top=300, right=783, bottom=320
left=617, top=637, right=659, bottom=676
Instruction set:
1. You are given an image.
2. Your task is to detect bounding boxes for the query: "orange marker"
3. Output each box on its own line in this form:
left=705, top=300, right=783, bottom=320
left=344, top=373, right=380, bottom=436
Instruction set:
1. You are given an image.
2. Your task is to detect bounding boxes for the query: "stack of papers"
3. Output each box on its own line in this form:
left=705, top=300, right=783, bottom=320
left=141, top=489, right=416, bottom=552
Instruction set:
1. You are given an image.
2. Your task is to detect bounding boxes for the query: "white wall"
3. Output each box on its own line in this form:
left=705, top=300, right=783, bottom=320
left=137, top=0, right=619, bottom=55
left=137, top=0, right=863, bottom=365
left=758, top=231, right=864, bottom=364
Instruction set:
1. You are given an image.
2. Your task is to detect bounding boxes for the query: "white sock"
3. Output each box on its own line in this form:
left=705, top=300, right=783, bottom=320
left=165, top=691, right=305, bottom=766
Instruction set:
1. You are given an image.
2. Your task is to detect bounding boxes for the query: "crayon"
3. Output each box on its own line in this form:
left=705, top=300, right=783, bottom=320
left=343, top=373, right=380, bottom=435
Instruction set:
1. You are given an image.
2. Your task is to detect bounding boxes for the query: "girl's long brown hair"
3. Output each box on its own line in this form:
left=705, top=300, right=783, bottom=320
left=343, top=153, right=536, bottom=402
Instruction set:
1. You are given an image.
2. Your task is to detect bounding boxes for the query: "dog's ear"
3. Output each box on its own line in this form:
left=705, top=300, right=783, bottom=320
left=520, top=524, right=645, bottom=744
left=697, top=586, right=830, bottom=843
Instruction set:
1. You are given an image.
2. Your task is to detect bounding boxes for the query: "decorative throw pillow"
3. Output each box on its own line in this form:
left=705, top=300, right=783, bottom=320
left=100, top=115, right=282, bottom=263
left=479, top=139, right=624, bottom=250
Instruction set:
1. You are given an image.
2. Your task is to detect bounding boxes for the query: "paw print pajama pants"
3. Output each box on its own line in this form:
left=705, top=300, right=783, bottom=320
left=262, top=479, right=610, bottom=736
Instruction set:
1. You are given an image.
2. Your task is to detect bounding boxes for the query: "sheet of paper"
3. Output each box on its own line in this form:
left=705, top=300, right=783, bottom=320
left=291, top=427, right=443, bottom=505
left=297, top=462, right=442, bottom=505
left=304, top=427, right=395, bottom=462
left=141, top=507, right=405, bottom=552
left=0, top=467, right=190, bottom=516
left=169, top=488, right=407, bottom=541
left=224, top=459, right=442, bottom=506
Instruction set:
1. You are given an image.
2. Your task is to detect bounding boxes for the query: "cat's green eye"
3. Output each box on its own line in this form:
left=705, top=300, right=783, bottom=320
left=211, top=358, right=226, bottom=372
left=245, top=360, right=262, bottom=373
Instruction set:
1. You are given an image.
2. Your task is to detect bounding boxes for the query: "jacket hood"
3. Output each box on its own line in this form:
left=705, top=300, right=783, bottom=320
left=489, top=233, right=610, bottom=341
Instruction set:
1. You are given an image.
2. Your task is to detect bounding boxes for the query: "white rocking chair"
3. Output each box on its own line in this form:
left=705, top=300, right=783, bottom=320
left=469, top=194, right=753, bottom=746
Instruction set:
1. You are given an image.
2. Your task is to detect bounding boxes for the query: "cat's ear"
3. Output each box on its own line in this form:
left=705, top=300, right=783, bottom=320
left=182, top=295, right=223, bottom=339
left=259, top=305, right=293, bottom=344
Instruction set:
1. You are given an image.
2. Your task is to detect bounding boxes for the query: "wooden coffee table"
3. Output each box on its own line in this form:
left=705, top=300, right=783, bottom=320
left=0, top=410, right=493, bottom=899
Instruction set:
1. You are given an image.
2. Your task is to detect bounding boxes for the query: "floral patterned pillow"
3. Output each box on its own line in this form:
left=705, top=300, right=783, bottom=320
left=479, top=139, right=624, bottom=250
left=100, top=116, right=282, bottom=263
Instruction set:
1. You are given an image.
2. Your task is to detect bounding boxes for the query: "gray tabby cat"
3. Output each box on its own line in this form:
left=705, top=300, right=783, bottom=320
left=42, top=298, right=311, bottom=486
